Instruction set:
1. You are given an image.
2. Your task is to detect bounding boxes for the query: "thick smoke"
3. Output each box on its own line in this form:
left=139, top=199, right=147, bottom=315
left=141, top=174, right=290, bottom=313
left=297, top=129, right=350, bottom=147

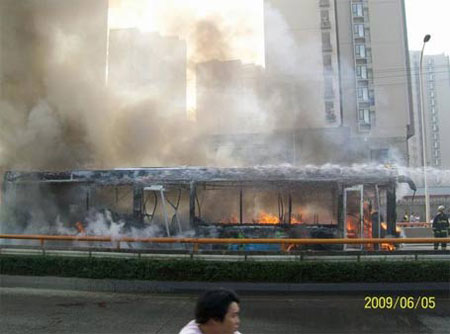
left=2, top=1, right=450, bottom=243
left=0, top=1, right=245, bottom=171
left=0, top=0, right=357, bottom=172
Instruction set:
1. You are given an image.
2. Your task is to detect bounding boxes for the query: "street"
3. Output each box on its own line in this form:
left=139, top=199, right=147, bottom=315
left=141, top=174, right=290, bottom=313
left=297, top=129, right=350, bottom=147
left=1, top=287, right=449, bottom=334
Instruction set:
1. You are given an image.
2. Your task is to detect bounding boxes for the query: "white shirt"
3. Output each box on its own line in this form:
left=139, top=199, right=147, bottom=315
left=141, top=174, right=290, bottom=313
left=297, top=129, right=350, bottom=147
left=179, top=320, right=242, bottom=334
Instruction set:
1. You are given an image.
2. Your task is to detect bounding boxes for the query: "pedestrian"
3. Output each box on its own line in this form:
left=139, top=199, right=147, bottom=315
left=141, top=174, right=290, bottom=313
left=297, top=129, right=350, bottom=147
left=432, top=205, right=449, bottom=250
left=179, top=289, right=241, bottom=334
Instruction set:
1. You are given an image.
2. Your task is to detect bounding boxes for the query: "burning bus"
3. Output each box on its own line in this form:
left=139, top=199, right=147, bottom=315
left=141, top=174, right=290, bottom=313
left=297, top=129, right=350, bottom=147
left=1, top=166, right=415, bottom=251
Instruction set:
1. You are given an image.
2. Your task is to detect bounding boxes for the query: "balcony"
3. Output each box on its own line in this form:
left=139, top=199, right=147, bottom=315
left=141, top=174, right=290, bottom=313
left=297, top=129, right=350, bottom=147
left=319, top=0, right=330, bottom=7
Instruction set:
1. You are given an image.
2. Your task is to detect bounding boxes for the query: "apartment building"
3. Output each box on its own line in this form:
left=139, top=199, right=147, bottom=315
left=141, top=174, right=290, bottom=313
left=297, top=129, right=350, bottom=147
left=264, top=0, right=341, bottom=128
left=264, top=0, right=413, bottom=164
left=409, top=52, right=450, bottom=169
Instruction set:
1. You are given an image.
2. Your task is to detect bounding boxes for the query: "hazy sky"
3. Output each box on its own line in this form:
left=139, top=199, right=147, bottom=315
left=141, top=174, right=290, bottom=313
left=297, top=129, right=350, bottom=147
left=110, top=0, right=449, bottom=58
left=405, top=0, right=450, bottom=55
left=108, top=0, right=449, bottom=114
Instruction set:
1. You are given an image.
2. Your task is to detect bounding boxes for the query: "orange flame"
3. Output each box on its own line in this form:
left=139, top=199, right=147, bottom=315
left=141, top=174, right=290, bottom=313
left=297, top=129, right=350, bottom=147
left=254, top=211, right=280, bottom=224
left=381, top=243, right=396, bottom=251
left=381, top=222, right=401, bottom=233
left=379, top=222, right=397, bottom=251
left=291, top=216, right=303, bottom=224
left=346, top=217, right=359, bottom=238
left=290, top=210, right=305, bottom=224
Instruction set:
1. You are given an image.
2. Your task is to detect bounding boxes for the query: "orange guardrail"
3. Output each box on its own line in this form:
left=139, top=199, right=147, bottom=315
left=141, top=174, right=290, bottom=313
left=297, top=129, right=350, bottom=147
left=396, top=222, right=432, bottom=227
left=1, top=233, right=449, bottom=249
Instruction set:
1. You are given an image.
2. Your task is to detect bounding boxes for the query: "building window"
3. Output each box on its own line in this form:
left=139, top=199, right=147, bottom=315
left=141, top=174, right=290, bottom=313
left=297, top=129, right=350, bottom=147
left=356, top=65, right=367, bottom=79
left=352, top=3, right=363, bottom=17
left=355, top=44, right=366, bottom=58
left=358, top=108, right=370, bottom=124
left=353, top=24, right=365, bottom=37
left=357, top=87, right=369, bottom=101
left=321, top=10, right=330, bottom=28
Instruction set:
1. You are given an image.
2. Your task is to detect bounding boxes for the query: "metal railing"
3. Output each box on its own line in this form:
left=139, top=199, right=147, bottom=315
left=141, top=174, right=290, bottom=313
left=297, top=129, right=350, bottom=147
left=1, top=234, right=449, bottom=252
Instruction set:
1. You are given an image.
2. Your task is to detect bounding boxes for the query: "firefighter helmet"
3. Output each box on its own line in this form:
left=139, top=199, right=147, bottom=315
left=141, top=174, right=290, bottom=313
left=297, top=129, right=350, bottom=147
left=438, top=205, right=445, bottom=212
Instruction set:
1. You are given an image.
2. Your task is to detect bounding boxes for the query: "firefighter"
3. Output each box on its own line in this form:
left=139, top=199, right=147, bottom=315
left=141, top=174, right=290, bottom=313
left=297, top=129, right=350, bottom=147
left=432, top=205, right=449, bottom=250
left=402, top=212, right=409, bottom=222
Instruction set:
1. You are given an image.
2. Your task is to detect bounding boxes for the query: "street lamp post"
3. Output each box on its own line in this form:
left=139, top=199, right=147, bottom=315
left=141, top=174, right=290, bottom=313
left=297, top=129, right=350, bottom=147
left=419, top=34, right=431, bottom=222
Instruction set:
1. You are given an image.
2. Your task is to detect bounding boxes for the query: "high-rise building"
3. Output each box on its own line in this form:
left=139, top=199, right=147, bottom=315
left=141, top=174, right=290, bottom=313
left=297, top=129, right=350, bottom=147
left=409, top=52, right=450, bottom=169
left=264, top=0, right=341, bottom=128
left=264, top=0, right=413, bottom=164
left=108, top=29, right=187, bottom=119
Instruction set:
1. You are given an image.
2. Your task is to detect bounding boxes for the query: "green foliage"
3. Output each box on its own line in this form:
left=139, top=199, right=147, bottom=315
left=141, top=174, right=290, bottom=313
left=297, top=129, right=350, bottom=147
left=0, top=255, right=448, bottom=283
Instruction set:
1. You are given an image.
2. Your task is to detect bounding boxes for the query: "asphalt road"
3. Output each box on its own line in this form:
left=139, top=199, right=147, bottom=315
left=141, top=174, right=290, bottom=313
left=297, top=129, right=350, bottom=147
left=1, top=287, right=449, bottom=334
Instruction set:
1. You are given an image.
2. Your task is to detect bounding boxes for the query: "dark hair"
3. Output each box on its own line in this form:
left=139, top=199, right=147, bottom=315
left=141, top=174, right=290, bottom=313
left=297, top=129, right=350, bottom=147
left=195, top=289, right=240, bottom=324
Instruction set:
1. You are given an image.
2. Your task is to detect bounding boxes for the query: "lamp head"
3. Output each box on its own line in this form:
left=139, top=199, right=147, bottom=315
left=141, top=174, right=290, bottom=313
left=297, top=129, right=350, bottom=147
left=424, top=34, right=431, bottom=43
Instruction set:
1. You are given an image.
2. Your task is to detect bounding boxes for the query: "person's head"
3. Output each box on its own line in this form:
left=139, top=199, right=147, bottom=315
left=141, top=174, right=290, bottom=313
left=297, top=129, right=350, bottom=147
left=195, top=289, right=240, bottom=334
left=438, top=205, right=445, bottom=213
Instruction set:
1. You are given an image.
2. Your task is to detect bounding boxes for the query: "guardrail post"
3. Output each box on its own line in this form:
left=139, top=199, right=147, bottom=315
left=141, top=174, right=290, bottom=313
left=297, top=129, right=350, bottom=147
left=39, top=238, right=45, bottom=256
left=193, top=243, right=199, bottom=253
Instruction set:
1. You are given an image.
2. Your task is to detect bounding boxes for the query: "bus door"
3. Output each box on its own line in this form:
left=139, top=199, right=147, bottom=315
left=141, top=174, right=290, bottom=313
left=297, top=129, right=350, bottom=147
left=343, top=185, right=364, bottom=250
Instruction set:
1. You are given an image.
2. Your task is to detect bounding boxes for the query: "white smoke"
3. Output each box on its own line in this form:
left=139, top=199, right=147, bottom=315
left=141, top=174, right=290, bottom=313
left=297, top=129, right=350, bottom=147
left=84, top=210, right=125, bottom=239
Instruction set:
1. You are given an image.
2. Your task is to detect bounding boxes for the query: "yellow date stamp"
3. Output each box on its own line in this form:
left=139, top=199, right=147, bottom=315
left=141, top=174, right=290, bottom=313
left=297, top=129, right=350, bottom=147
left=364, top=296, right=436, bottom=310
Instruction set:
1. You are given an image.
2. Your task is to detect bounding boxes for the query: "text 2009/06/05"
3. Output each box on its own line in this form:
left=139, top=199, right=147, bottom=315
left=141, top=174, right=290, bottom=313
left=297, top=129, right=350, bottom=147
left=364, top=296, right=436, bottom=310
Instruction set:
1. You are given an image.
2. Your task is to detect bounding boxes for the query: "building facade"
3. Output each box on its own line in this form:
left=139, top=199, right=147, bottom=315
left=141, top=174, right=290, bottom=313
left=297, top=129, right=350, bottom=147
left=264, top=0, right=341, bottom=128
left=264, top=0, right=413, bottom=165
left=409, top=52, right=450, bottom=169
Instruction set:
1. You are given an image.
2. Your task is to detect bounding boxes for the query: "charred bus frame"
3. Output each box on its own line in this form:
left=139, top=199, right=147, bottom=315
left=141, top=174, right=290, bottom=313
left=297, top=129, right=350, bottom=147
left=1, top=167, right=415, bottom=247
